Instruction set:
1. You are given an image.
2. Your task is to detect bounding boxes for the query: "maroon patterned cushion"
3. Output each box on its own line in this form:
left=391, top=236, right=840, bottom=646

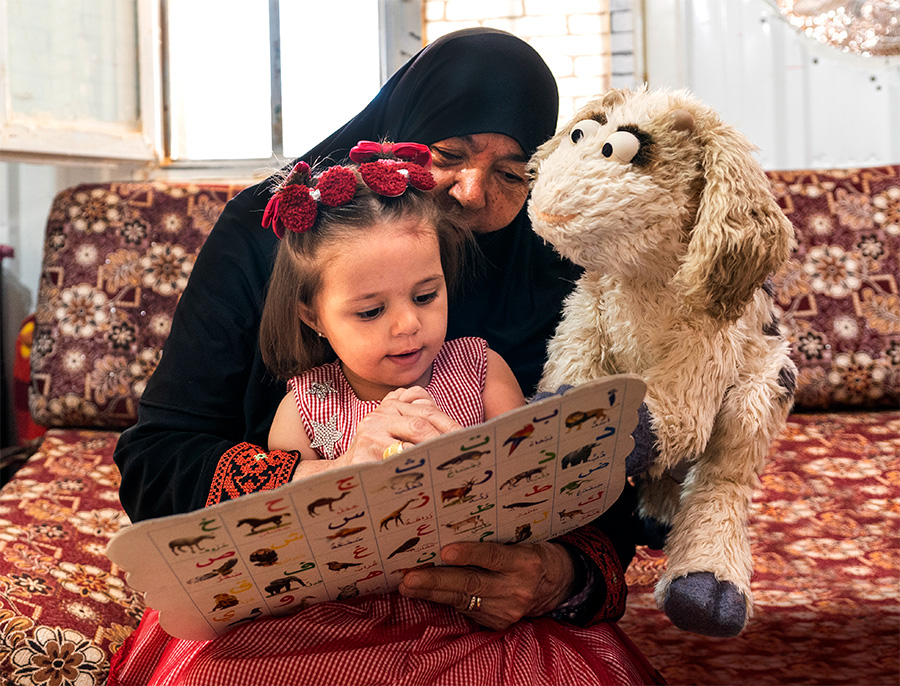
left=768, top=166, right=900, bottom=410
left=0, top=430, right=143, bottom=684
left=620, top=411, right=900, bottom=685
left=29, top=182, right=242, bottom=429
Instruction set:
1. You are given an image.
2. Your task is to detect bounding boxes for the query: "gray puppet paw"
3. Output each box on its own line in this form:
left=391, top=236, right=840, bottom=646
left=626, top=404, right=659, bottom=476
left=529, top=384, right=574, bottom=403
left=662, top=572, right=747, bottom=637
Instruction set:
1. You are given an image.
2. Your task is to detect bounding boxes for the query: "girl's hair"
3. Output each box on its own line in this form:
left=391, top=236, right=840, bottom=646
left=259, top=166, right=471, bottom=380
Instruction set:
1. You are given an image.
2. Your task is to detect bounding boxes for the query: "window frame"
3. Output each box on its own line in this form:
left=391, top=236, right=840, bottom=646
left=0, top=0, right=162, bottom=164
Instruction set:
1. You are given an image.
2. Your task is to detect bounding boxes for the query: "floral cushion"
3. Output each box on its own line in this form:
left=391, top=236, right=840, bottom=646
left=768, top=166, right=900, bottom=410
left=620, top=410, right=900, bottom=686
left=0, top=430, right=141, bottom=686
left=29, top=182, right=243, bottom=430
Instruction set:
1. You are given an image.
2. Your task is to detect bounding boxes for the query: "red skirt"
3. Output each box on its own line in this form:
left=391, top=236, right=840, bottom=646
left=109, top=594, right=664, bottom=686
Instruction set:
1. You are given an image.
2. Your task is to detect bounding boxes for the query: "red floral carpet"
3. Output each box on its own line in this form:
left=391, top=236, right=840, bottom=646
left=619, top=412, right=900, bottom=686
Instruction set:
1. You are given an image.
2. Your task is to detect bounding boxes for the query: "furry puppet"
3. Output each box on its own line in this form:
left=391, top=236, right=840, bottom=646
left=529, top=87, right=796, bottom=637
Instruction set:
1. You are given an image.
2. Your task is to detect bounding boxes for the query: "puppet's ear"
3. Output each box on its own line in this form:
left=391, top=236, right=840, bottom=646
left=673, top=114, right=793, bottom=321
left=600, top=88, right=628, bottom=109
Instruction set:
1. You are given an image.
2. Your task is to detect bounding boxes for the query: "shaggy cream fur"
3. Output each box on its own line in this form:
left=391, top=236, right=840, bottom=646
left=530, top=86, right=796, bottom=635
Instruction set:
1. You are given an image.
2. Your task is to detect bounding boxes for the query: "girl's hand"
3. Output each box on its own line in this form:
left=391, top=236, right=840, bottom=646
left=340, top=386, right=462, bottom=465
left=398, top=541, right=575, bottom=631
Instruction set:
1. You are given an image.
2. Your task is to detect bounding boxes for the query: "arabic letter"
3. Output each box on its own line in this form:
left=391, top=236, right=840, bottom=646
left=532, top=409, right=559, bottom=424
left=199, top=517, right=220, bottom=532
left=460, top=435, right=490, bottom=451
left=396, top=458, right=426, bottom=473
left=196, top=551, right=235, bottom=568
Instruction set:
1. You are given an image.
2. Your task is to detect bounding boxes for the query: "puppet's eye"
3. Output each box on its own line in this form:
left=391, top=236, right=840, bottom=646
left=600, top=130, right=641, bottom=163
left=570, top=119, right=601, bottom=144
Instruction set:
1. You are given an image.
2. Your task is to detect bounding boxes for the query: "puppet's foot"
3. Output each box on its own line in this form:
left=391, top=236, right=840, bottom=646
left=662, top=572, right=747, bottom=637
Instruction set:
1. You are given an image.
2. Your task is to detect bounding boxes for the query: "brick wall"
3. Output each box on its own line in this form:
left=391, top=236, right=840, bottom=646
left=423, top=0, right=637, bottom=128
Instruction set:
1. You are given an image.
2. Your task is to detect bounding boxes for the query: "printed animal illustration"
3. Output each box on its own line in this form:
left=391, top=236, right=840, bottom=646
left=500, top=467, right=546, bottom=490
left=387, top=537, right=420, bottom=559
left=440, top=478, right=478, bottom=505
left=560, top=444, right=597, bottom=470
left=557, top=509, right=585, bottom=522
left=559, top=479, right=588, bottom=495
left=337, top=582, right=359, bottom=601
left=565, top=407, right=607, bottom=430
left=168, top=534, right=214, bottom=556
left=264, top=575, right=307, bottom=596
left=530, top=86, right=795, bottom=636
left=501, top=499, right=548, bottom=509
left=379, top=499, right=416, bottom=530
left=436, top=449, right=489, bottom=471
left=249, top=548, right=278, bottom=566
left=444, top=514, right=486, bottom=533
left=325, top=561, right=362, bottom=571
left=236, top=514, right=289, bottom=534
left=307, top=491, right=350, bottom=516
left=380, top=472, right=425, bottom=493
left=325, top=526, right=366, bottom=540
left=395, top=562, right=436, bottom=576
left=503, top=424, right=534, bottom=455
left=210, top=593, right=239, bottom=612
left=510, top=523, right=533, bottom=543
left=187, top=557, right=238, bottom=584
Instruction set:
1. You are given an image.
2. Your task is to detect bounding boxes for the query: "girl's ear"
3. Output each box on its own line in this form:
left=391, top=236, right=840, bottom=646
left=297, top=302, right=319, bottom=333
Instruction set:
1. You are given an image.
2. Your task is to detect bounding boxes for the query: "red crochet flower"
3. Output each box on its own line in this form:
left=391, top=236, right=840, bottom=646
left=316, top=166, right=357, bottom=206
left=359, top=160, right=436, bottom=197
left=271, top=184, right=318, bottom=237
left=404, top=163, right=436, bottom=191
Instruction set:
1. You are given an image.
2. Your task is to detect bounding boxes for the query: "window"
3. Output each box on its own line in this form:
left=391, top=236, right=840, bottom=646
left=165, top=0, right=382, bottom=162
left=0, top=0, right=159, bottom=161
left=1, top=0, right=419, bottom=165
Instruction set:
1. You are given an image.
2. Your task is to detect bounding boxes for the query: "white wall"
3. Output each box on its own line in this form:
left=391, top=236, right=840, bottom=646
left=643, top=0, right=900, bottom=170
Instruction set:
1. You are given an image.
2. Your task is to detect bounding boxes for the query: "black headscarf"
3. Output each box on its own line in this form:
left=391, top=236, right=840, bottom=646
left=295, top=28, right=580, bottom=395
left=301, top=27, right=559, bottom=162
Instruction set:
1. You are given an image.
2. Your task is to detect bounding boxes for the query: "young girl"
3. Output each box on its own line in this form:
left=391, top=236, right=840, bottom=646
left=259, top=142, right=526, bottom=472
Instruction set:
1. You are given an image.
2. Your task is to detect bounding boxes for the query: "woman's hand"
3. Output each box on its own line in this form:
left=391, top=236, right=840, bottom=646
left=397, top=541, right=575, bottom=631
left=340, top=387, right=462, bottom=465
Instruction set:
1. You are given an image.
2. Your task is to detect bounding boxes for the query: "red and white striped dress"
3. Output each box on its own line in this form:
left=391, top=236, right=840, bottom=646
left=291, top=337, right=488, bottom=460
left=108, top=337, right=665, bottom=685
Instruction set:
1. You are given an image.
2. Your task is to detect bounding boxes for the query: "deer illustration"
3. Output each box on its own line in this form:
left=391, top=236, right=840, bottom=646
left=440, top=478, right=478, bottom=505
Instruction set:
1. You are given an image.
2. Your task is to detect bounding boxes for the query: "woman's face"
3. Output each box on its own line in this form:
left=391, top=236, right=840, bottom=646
left=429, top=133, right=530, bottom=233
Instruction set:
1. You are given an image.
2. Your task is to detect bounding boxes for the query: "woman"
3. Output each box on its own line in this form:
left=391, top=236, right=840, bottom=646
left=112, top=28, right=662, bottom=685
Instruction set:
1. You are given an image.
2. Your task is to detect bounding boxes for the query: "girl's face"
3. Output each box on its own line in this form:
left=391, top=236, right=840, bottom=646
left=301, top=219, right=448, bottom=402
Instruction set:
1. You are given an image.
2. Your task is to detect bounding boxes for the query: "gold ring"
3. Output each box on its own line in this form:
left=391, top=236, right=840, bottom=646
left=465, top=595, right=482, bottom=612
left=382, top=441, right=404, bottom=460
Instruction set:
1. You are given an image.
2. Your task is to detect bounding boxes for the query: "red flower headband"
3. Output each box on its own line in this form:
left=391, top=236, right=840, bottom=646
left=263, top=142, right=437, bottom=238
left=350, top=140, right=436, bottom=198
left=262, top=162, right=356, bottom=238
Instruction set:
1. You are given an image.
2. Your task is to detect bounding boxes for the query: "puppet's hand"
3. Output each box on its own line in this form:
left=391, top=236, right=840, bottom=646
left=529, top=384, right=573, bottom=403
left=627, top=403, right=659, bottom=476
